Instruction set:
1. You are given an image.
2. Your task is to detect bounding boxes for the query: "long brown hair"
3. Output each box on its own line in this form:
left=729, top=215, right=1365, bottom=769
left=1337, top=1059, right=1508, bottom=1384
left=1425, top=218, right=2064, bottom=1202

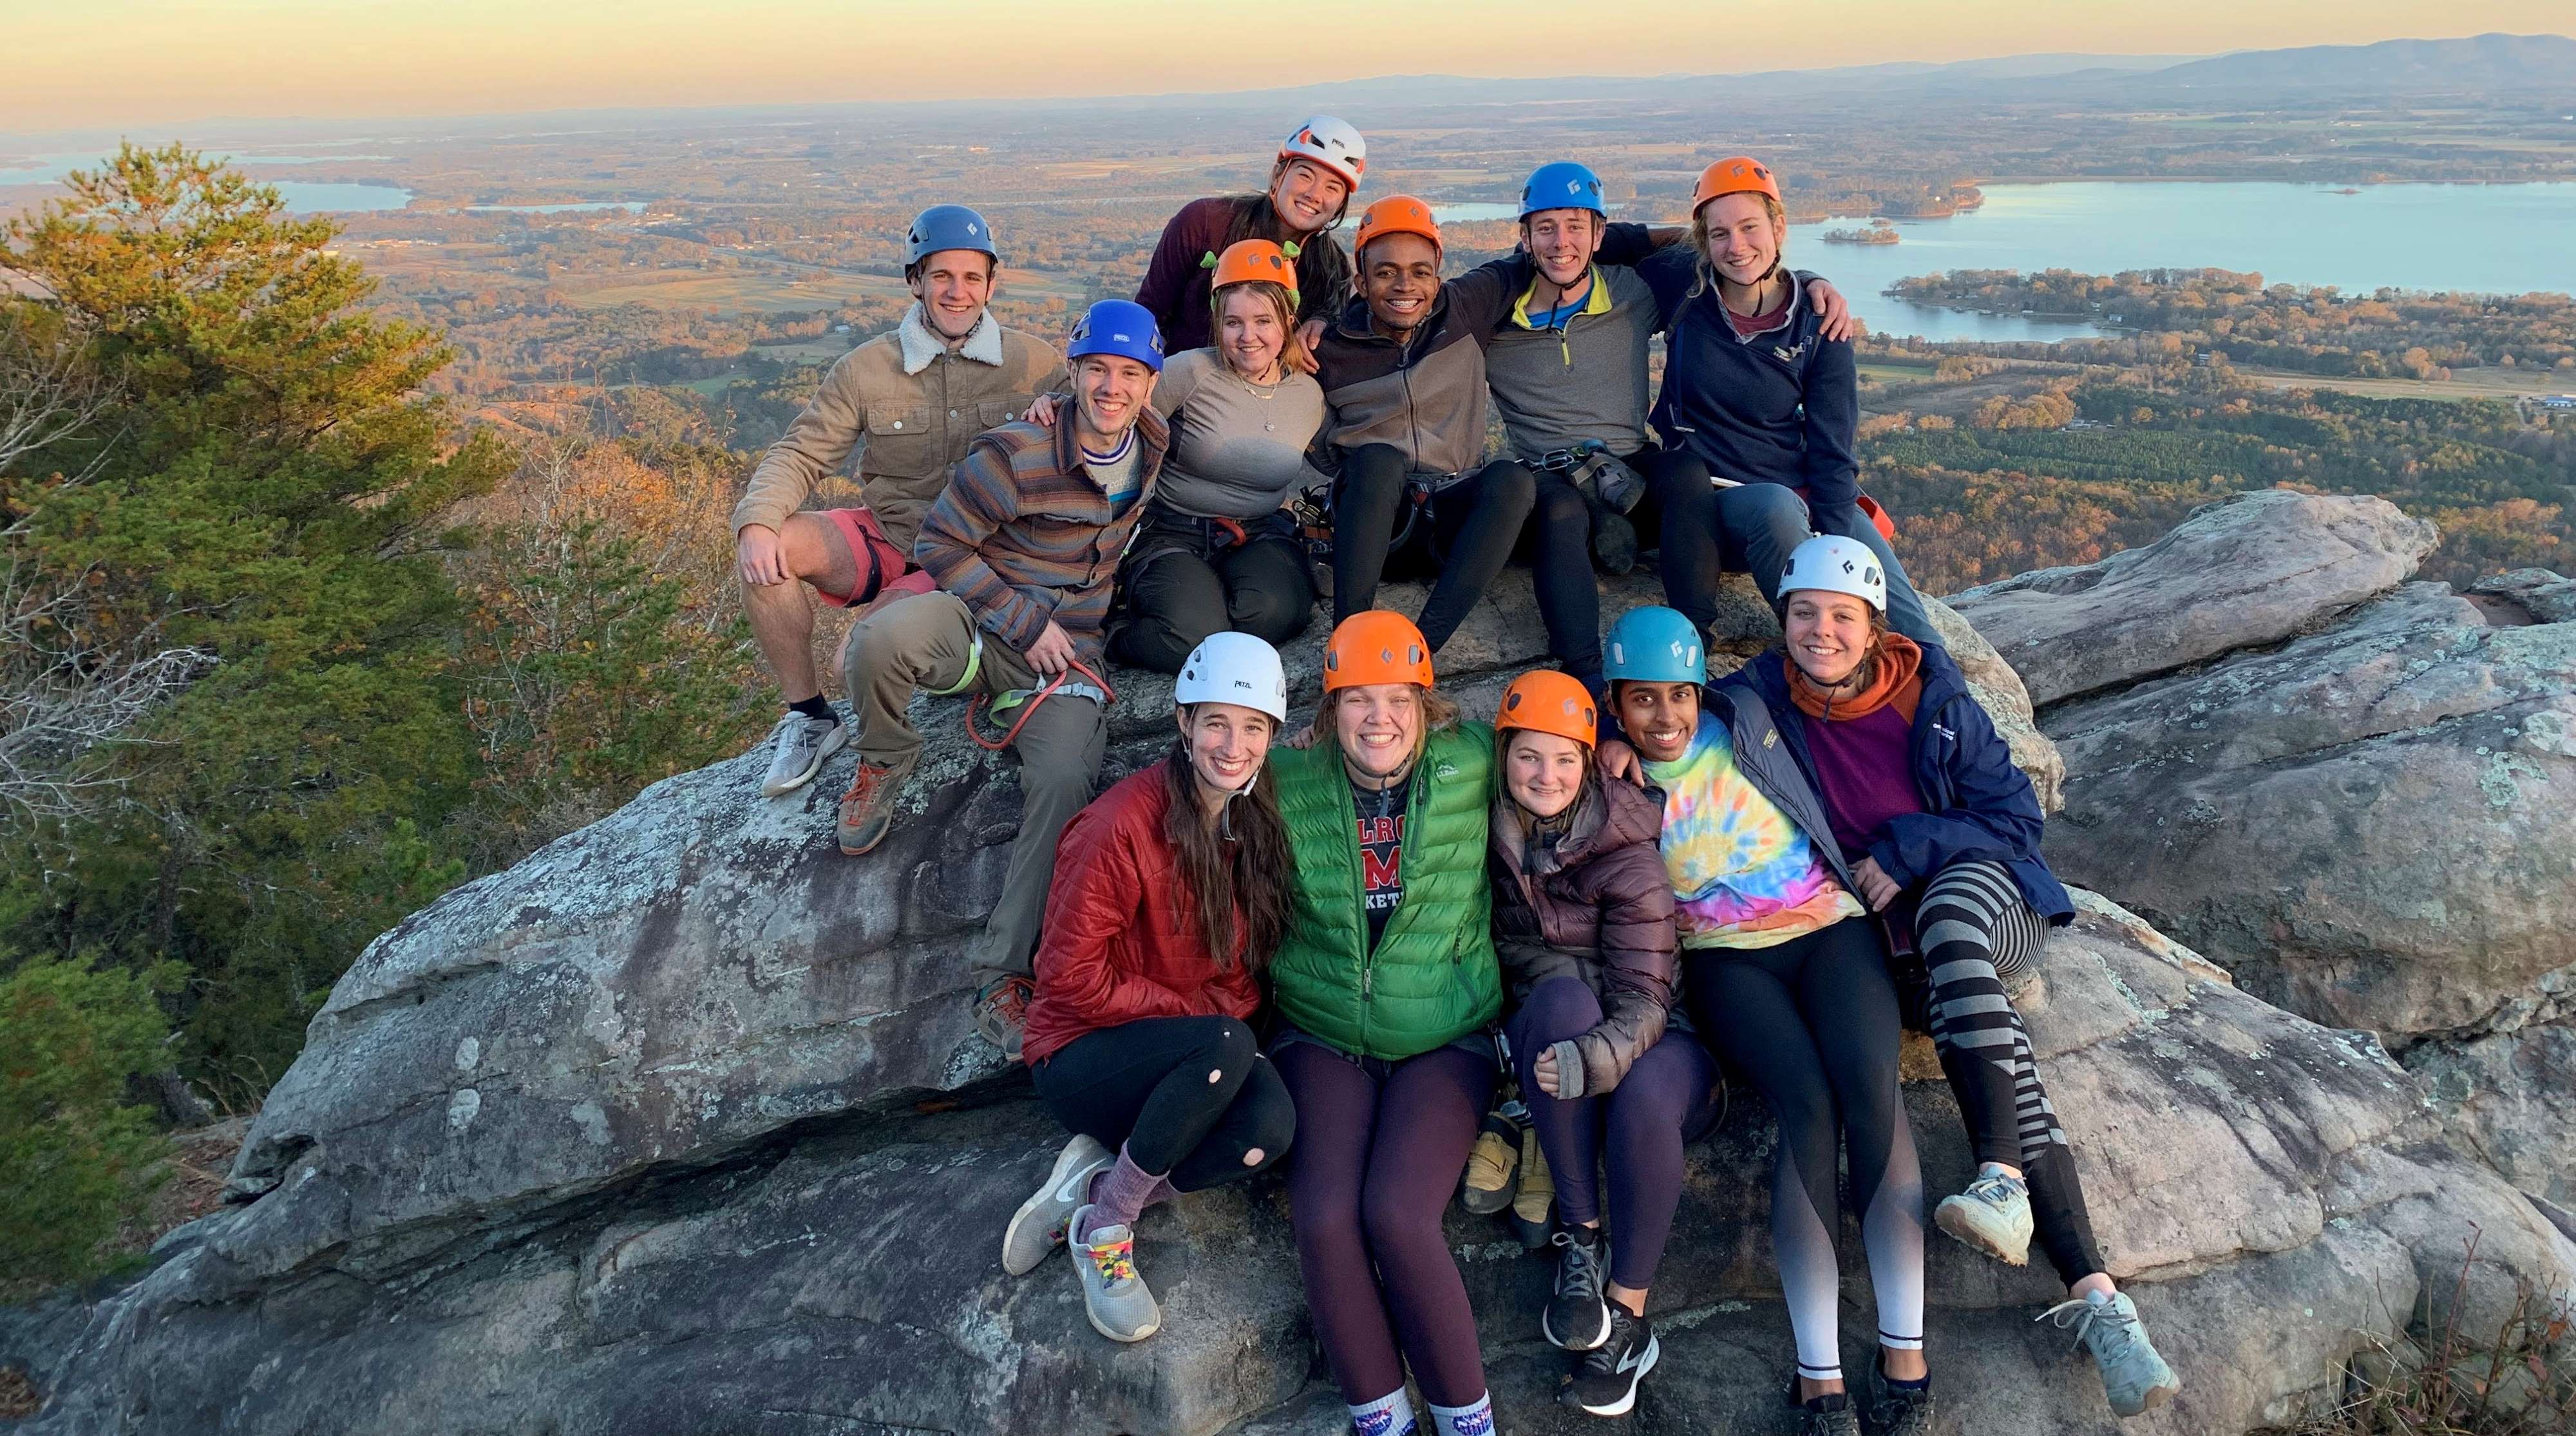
left=1224, top=189, right=1354, bottom=322
left=1211, top=279, right=1313, bottom=376
left=1685, top=191, right=1789, bottom=303
left=1161, top=728, right=1294, bottom=972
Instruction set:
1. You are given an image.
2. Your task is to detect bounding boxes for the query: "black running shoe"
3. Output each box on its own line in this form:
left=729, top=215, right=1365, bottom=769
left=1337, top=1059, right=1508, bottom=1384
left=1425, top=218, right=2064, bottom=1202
left=1562, top=1305, right=1658, bottom=1417
left=1864, top=1361, right=1938, bottom=1436
left=1542, top=1226, right=1612, bottom=1350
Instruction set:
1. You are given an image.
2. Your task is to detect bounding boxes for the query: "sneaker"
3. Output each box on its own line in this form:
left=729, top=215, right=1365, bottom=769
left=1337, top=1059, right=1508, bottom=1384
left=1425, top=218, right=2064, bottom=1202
left=1510, top=1123, right=1555, bottom=1250
left=1935, top=1168, right=2034, bottom=1267
left=2040, top=1290, right=2180, bottom=1418
left=1001, top=1133, right=1113, bottom=1276
left=1460, top=1111, right=1520, bottom=1215
left=1543, top=1227, right=1613, bottom=1351
left=1068, top=1204, right=1160, bottom=1343
left=1794, top=1394, right=1862, bottom=1436
left=835, top=753, right=916, bottom=856
left=1863, top=1361, right=1937, bottom=1436
left=1563, top=1305, right=1658, bottom=1417
left=760, top=712, right=849, bottom=797
left=974, top=974, right=1035, bottom=1061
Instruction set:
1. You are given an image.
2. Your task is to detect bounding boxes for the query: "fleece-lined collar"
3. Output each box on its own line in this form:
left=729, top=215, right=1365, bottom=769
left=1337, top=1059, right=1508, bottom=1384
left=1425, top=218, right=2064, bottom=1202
left=897, top=302, right=1005, bottom=375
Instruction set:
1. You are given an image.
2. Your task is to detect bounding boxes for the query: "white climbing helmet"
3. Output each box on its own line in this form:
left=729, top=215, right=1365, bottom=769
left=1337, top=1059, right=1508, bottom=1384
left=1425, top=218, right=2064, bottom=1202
left=1777, top=533, right=1888, bottom=614
left=1278, top=116, right=1367, bottom=193
left=1175, top=630, right=1290, bottom=723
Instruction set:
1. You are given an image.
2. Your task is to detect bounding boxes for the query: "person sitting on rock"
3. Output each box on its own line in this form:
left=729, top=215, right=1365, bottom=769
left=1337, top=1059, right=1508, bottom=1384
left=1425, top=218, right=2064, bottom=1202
left=1003, top=632, right=1302, bottom=1343
left=1267, top=611, right=1506, bottom=1436
left=1023, top=240, right=1321, bottom=674
left=1629, top=158, right=1942, bottom=650
left=1486, top=668, right=1712, bottom=1418
left=1596, top=603, right=1931, bottom=1436
left=1733, top=534, right=2183, bottom=1420
left=1135, top=115, right=1363, bottom=357
left=835, top=298, right=1170, bottom=1059
left=1481, top=161, right=1852, bottom=698
left=733, top=204, right=1065, bottom=800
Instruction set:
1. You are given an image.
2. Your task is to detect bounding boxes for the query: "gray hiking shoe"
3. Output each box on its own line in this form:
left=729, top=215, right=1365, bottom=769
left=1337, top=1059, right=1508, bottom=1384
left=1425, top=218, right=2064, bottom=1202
left=2040, top=1290, right=2180, bottom=1417
left=1001, top=1133, right=1113, bottom=1276
left=1068, top=1204, right=1160, bottom=1343
left=1935, top=1169, right=2034, bottom=1267
left=760, top=712, right=848, bottom=797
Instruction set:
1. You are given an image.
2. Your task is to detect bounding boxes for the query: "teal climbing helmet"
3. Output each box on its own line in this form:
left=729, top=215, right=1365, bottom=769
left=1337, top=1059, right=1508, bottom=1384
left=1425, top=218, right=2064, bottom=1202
left=1602, top=606, right=1705, bottom=685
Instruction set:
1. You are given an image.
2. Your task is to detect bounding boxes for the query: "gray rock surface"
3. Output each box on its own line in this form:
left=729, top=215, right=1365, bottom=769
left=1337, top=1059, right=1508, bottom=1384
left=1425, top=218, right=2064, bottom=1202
left=1949, top=490, right=2438, bottom=706
left=8, top=893, right=2570, bottom=1435
left=2043, top=580, right=2576, bottom=1041
left=2405, top=1021, right=2576, bottom=1211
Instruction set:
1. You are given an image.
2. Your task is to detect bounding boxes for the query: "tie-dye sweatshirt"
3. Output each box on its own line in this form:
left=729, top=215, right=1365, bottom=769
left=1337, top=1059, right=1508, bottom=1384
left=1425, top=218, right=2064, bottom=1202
left=1642, top=711, right=1861, bottom=949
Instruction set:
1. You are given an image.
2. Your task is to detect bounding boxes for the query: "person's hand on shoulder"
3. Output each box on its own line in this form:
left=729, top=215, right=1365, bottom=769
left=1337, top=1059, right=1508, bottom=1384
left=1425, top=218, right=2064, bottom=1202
left=1021, top=393, right=1059, bottom=427
left=1596, top=738, right=1642, bottom=785
left=1806, top=277, right=1856, bottom=343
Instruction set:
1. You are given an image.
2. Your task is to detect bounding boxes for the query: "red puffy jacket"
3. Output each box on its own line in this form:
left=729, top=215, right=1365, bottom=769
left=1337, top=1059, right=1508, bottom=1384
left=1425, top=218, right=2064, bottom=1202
left=1021, top=759, right=1265, bottom=1067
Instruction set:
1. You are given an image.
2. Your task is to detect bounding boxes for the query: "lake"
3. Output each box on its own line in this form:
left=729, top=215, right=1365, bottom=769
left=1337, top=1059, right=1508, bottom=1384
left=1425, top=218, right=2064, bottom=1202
left=0, top=152, right=412, bottom=213
left=1450, top=182, right=2576, bottom=343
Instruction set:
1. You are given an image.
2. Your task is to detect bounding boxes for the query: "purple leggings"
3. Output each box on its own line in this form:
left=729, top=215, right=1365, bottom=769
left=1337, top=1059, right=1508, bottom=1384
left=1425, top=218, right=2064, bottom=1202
left=1274, top=1038, right=1497, bottom=1408
left=1506, top=976, right=1721, bottom=1290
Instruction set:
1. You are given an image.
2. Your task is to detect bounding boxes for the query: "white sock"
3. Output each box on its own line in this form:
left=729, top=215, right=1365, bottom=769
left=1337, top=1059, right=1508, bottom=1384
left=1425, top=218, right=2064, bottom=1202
left=1348, top=1388, right=1416, bottom=1436
left=1428, top=1392, right=1495, bottom=1436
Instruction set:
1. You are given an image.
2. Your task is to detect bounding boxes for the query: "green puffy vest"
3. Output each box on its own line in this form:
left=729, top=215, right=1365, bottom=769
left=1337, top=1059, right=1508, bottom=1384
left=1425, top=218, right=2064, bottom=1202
left=1268, top=723, right=1503, bottom=1061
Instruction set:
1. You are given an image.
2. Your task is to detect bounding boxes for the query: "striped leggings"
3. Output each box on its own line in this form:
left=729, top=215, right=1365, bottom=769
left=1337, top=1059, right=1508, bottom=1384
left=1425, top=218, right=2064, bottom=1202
left=1905, top=860, right=2107, bottom=1286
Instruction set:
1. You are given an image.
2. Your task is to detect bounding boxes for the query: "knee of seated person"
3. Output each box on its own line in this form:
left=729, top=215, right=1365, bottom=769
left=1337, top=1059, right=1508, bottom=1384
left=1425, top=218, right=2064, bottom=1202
left=1360, top=1176, right=1444, bottom=1247
left=1478, top=458, right=1536, bottom=513
left=1739, top=484, right=1809, bottom=531
left=1531, top=476, right=1589, bottom=526
left=1201, top=1019, right=1258, bottom=1071
left=1228, top=583, right=1311, bottom=643
left=1343, top=443, right=1409, bottom=487
left=1520, top=976, right=1604, bottom=1041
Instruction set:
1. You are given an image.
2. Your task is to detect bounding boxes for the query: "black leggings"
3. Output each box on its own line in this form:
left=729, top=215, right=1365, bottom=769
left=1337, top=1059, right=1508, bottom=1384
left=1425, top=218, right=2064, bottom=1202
left=1030, top=1016, right=1295, bottom=1191
left=1506, top=976, right=1721, bottom=1290
left=1274, top=1037, right=1497, bottom=1408
left=1110, top=527, right=1315, bottom=674
left=1331, top=443, right=1536, bottom=653
left=1511, top=472, right=1607, bottom=690
left=1899, top=860, right=2108, bottom=1286
left=1685, top=921, right=1925, bottom=1384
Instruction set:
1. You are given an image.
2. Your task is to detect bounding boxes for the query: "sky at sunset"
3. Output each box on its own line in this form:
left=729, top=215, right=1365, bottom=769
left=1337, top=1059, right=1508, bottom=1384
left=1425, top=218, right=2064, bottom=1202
left=5, top=0, right=2573, bottom=134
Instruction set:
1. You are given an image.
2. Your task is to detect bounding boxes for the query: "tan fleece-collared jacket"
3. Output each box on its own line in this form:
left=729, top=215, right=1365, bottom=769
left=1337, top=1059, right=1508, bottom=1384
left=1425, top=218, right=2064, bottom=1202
left=731, top=305, right=1065, bottom=553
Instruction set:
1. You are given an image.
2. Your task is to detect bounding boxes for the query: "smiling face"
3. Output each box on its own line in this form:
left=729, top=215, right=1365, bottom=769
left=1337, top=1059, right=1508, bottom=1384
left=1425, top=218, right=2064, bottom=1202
left=1269, top=157, right=1351, bottom=235
left=1333, top=682, right=1423, bottom=784
left=905, top=249, right=996, bottom=341
left=1697, top=191, right=1782, bottom=290
left=1217, top=285, right=1288, bottom=381
left=1504, top=729, right=1587, bottom=821
left=1177, top=701, right=1276, bottom=806
left=1520, top=208, right=1602, bottom=288
left=1071, top=354, right=1157, bottom=442
left=1615, top=681, right=1700, bottom=765
left=1783, top=592, right=1879, bottom=687
left=1359, top=232, right=1441, bottom=339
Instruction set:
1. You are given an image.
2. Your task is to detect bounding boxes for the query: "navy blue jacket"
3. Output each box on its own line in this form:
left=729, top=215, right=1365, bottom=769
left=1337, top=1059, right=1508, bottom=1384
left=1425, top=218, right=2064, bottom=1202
left=1635, top=250, right=1861, bottom=534
left=1724, top=645, right=2074, bottom=924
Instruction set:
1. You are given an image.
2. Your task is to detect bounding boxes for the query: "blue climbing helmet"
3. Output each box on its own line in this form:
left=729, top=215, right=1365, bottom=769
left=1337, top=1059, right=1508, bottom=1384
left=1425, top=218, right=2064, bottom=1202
left=1603, top=606, right=1705, bottom=685
left=1066, top=299, right=1166, bottom=372
left=1520, top=161, right=1606, bottom=219
left=904, top=204, right=998, bottom=271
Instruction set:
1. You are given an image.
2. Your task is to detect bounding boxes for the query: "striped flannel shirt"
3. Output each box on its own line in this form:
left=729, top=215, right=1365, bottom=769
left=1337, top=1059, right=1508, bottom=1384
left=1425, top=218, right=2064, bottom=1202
left=914, top=399, right=1171, bottom=665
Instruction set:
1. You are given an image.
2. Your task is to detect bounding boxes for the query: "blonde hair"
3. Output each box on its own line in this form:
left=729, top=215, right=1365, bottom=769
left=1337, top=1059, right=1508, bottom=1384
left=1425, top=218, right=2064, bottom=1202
left=1211, top=279, right=1311, bottom=376
left=1310, top=683, right=1461, bottom=771
left=1686, top=192, right=1789, bottom=302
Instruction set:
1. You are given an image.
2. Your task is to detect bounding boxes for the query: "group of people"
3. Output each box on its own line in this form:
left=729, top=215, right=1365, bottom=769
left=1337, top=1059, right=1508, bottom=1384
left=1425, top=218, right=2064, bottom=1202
left=729, top=115, right=2181, bottom=1433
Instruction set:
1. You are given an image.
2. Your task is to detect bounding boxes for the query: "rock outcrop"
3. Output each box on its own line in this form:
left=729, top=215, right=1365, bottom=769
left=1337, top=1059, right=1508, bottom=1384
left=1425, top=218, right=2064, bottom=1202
left=5, top=513, right=2569, bottom=1436
left=1949, top=490, right=2438, bottom=706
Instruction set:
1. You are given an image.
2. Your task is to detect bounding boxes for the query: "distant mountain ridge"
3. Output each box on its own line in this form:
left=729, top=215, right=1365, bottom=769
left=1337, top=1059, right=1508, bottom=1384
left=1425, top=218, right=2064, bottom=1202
left=2137, top=32, right=2576, bottom=90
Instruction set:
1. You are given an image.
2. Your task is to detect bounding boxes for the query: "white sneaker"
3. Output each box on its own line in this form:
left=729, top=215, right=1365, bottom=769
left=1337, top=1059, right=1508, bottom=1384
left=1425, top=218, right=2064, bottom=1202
left=759, top=712, right=848, bottom=797
left=1068, top=1204, right=1161, bottom=1343
left=1001, top=1133, right=1113, bottom=1276
left=1936, top=1168, right=2035, bottom=1267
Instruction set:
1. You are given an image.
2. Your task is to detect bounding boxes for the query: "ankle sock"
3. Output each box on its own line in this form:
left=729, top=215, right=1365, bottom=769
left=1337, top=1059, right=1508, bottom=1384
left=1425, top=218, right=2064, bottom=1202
left=787, top=695, right=837, bottom=724
left=1426, top=1393, right=1493, bottom=1436
left=1079, top=1146, right=1164, bottom=1240
left=1347, top=1387, right=1416, bottom=1436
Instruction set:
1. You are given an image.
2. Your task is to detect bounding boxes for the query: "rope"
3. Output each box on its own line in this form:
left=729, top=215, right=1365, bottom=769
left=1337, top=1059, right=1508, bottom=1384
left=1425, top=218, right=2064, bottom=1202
left=965, top=659, right=1117, bottom=752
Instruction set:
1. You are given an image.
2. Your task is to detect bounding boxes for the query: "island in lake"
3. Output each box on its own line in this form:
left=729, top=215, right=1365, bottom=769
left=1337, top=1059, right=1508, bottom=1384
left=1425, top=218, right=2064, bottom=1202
left=1824, top=219, right=1902, bottom=245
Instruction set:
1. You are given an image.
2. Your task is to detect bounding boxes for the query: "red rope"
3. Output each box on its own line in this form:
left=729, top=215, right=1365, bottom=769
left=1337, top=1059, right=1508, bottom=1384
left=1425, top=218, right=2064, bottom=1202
left=964, top=659, right=1117, bottom=751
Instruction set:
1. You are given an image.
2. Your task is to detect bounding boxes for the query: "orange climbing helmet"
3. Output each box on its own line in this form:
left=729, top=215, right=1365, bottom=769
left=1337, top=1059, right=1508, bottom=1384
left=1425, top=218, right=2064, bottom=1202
left=1497, top=670, right=1598, bottom=750
left=1692, top=156, right=1781, bottom=213
left=1323, top=610, right=1434, bottom=692
left=1353, top=195, right=1441, bottom=260
left=1211, top=238, right=1299, bottom=301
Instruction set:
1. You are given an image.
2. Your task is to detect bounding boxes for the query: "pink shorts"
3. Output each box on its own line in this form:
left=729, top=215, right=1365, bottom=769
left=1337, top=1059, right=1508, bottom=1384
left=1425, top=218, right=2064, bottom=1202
left=817, top=507, right=933, bottom=610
